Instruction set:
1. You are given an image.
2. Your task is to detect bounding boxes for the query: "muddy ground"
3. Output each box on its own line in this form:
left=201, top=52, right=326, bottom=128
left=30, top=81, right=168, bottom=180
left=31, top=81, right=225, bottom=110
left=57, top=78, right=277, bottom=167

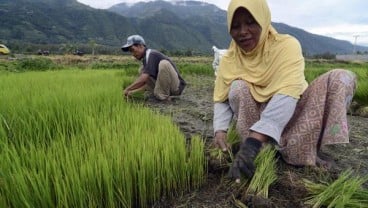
left=141, top=75, right=368, bottom=208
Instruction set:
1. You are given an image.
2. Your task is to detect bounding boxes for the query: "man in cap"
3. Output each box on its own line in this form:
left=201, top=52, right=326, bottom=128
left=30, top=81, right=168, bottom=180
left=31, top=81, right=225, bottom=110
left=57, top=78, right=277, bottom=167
left=121, top=34, right=186, bottom=102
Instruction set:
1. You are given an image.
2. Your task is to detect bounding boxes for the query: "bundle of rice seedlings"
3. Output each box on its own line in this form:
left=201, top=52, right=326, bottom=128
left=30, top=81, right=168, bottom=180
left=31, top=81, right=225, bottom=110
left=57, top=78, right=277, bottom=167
left=208, top=147, right=233, bottom=166
left=226, top=123, right=242, bottom=149
left=208, top=123, right=240, bottom=169
left=245, top=144, right=278, bottom=199
left=304, top=169, right=368, bottom=208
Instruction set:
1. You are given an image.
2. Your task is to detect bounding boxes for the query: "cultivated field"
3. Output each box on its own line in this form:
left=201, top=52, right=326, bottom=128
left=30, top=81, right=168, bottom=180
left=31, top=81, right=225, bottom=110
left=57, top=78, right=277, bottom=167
left=1, top=55, right=368, bottom=207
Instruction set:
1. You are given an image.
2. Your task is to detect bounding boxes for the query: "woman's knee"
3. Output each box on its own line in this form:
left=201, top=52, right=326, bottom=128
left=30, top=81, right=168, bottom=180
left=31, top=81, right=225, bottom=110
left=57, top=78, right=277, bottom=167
left=328, top=69, right=357, bottom=86
left=229, top=80, right=249, bottom=101
left=327, top=69, right=357, bottom=106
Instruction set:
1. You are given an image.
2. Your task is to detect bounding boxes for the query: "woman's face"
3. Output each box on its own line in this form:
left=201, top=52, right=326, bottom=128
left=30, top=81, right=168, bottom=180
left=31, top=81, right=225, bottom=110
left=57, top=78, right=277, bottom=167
left=230, top=7, right=262, bottom=52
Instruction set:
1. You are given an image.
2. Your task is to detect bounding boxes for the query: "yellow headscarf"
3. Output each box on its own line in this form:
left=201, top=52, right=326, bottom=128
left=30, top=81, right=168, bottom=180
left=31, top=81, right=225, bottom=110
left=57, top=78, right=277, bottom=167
left=213, top=0, right=308, bottom=103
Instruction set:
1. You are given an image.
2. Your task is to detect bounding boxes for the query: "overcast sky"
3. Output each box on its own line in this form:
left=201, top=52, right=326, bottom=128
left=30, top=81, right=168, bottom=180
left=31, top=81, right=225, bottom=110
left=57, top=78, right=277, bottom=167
left=77, top=0, right=368, bottom=47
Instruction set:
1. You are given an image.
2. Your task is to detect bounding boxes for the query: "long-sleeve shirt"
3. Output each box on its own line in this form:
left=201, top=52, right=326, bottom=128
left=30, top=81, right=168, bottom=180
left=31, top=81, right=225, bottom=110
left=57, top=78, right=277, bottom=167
left=213, top=94, right=298, bottom=144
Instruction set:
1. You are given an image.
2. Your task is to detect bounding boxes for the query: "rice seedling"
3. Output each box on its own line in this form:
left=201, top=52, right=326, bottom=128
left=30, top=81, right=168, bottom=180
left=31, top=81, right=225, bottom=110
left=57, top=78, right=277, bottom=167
left=187, top=135, right=206, bottom=189
left=178, top=63, right=213, bottom=76
left=245, top=144, right=278, bottom=199
left=304, top=61, right=368, bottom=106
left=304, top=169, right=368, bottom=208
left=0, top=69, right=205, bottom=208
left=207, top=125, right=278, bottom=201
left=208, top=124, right=240, bottom=169
left=351, top=67, right=368, bottom=104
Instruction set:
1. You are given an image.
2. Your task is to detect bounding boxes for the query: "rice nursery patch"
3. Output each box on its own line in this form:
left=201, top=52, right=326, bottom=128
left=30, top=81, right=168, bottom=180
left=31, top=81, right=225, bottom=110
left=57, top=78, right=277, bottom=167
left=0, top=69, right=205, bottom=208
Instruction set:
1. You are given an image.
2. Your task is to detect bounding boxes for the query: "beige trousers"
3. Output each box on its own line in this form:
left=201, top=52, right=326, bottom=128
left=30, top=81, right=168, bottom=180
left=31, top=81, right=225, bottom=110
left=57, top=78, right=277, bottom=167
left=145, top=60, right=181, bottom=100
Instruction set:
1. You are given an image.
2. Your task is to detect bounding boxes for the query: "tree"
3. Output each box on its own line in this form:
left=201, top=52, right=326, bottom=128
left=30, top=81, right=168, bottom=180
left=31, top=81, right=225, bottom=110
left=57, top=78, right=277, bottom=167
left=89, top=39, right=97, bottom=55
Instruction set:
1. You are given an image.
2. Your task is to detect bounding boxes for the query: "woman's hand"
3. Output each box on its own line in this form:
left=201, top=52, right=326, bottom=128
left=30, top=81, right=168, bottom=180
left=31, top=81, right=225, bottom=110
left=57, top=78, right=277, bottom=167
left=213, top=131, right=230, bottom=152
left=228, top=137, right=262, bottom=181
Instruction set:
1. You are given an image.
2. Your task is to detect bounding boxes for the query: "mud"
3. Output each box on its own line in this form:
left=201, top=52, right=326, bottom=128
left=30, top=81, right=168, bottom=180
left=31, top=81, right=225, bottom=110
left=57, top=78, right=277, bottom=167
left=141, top=74, right=368, bottom=208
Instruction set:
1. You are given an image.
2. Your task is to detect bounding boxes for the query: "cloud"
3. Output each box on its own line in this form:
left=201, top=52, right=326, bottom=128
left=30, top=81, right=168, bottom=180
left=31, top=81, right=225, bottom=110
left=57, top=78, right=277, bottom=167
left=267, top=0, right=368, bottom=46
left=268, top=0, right=367, bottom=27
left=310, top=24, right=368, bottom=46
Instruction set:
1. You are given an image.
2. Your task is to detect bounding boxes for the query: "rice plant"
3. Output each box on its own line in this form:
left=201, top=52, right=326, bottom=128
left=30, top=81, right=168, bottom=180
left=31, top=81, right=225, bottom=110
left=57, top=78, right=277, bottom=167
left=245, top=144, right=278, bottom=199
left=304, top=61, right=368, bottom=106
left=207, top=124, right=278, bottom=200
left=351, top=67, right=368, bottom=104
left=304, top=169, right=368, bottom=208
left=208, top=123, right=240, bottom=169
left=0, top=69, right=205, bottom=208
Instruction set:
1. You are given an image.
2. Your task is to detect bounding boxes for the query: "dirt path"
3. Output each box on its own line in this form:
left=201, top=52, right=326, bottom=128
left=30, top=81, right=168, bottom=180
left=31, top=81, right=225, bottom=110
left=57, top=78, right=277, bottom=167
left=144, top=75, right=368, bottom=208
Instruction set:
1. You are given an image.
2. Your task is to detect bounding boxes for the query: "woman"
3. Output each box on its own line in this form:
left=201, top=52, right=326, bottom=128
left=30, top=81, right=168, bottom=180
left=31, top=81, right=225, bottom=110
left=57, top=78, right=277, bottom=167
left=213, top=0, right=357, bottom=181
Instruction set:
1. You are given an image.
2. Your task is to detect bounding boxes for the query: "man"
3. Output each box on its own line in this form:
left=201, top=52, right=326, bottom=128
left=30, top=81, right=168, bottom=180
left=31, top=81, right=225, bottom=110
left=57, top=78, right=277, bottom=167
left=121, top=35, right=186, bottom=102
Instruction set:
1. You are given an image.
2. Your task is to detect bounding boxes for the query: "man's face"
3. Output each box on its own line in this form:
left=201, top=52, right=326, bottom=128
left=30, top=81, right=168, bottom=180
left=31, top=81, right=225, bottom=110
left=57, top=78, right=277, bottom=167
left=230, top=7, right=262, bottom=52
left=129, top=44, right=145, bottom=60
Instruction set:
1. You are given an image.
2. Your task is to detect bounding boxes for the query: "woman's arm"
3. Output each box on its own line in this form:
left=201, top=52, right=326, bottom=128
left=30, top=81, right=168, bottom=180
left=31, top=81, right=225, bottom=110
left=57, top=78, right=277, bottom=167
left=213, top=101, right=233, bottom=151
left=250, top=94, right=298, bottom=144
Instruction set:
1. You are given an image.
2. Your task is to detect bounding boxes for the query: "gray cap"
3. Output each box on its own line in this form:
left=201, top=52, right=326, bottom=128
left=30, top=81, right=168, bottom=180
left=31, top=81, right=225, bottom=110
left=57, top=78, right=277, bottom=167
left=121, top=35, right=146, bottom=52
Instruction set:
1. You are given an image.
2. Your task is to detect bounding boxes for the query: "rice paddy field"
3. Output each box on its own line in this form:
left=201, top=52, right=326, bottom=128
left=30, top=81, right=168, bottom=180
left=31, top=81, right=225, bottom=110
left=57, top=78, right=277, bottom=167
left=1, top=55, right=368, bottom=207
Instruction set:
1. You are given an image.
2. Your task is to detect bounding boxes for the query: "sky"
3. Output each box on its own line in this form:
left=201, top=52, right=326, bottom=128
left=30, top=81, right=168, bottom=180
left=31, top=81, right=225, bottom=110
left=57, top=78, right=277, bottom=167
left=77, top=0, right=368, bottom=47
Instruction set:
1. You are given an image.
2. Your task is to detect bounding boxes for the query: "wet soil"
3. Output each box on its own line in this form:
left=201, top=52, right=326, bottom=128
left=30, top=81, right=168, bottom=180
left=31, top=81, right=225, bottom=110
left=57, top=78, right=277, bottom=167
left=142, top=75, right=368, bottom=208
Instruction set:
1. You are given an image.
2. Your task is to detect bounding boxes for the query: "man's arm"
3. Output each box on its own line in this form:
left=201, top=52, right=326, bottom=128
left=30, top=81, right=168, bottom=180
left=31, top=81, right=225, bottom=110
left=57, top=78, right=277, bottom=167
left=124, top=73, right=150, bottom=97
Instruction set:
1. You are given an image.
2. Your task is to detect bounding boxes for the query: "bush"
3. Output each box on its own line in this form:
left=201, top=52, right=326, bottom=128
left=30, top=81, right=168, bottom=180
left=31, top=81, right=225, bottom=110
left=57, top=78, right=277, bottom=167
left=16, top=57, right=60, bottom=71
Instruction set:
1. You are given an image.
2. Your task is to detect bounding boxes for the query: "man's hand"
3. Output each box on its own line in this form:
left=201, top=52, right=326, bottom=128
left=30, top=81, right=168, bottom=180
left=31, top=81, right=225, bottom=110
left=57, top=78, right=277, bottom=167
left=213, top=131, right=230, bottom=152
left=122, top=73, right=148, bottom=99
left=123, top=89, right=131, bottom=97
left=228, top=137, right=262, bottom=182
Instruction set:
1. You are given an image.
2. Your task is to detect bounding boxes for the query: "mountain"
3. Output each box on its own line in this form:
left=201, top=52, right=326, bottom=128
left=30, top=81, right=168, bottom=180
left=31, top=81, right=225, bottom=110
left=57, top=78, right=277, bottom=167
left=0, top=0, right=137, bottom=51
left=0, top=0, right=229, bottom=54
left=108, top=0, right=230, bottom=52
left=109, top=0, right=225, bottom=22
left=109, top=0, right=368, bottom=55
left=0, top=0, right=366, bottom=55
left=272, top=23, right=360, bottom=56
left=121, top=8, right=229, bottom=53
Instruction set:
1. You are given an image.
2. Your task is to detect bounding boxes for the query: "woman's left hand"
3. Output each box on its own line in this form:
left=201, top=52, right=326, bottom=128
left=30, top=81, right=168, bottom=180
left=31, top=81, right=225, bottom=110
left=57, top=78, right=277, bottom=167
left=229, top=137, right=262, bottom=182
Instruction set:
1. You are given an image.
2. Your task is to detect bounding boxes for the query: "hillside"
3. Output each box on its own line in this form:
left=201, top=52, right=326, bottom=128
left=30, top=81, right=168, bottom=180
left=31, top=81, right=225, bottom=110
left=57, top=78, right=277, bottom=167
left=0, top=0, right=137, bottom=53
left=108, top=0, right=230, bottom=53
left=109, top=0, right=225, bottom=21
left=0, top=0, right=366, bottom=55
left=273, top=23, right=360, bottom=56
left=110, top=0, right=368, bottom=55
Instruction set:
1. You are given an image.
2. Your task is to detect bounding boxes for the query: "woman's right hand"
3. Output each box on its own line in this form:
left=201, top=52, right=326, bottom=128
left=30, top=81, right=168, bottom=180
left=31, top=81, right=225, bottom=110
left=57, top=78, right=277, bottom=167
left=213, top=131, right=230, bottom=152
